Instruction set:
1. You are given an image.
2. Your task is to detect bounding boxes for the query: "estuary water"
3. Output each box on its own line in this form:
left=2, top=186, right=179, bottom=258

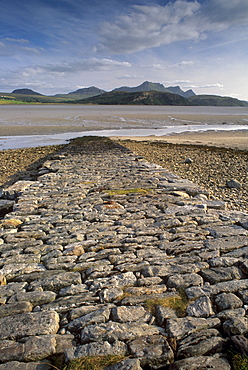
left=0, top=105, right=248, bottom=150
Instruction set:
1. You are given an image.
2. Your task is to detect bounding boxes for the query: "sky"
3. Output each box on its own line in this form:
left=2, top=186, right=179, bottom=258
left=1, top=0, right=248, bottom=100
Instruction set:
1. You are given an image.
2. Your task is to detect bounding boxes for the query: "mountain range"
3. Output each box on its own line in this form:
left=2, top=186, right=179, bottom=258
left=112, top=81, right=195, bottom=98
left=1, top=81, right=247, bottom=106
left=8, top=82, right=196, bottom=99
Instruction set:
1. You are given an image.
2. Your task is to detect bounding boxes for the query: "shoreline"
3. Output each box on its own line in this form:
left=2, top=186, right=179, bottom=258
left=112, top=130, right=248, bottom=151
left=1, top=127, right=248, bottom=151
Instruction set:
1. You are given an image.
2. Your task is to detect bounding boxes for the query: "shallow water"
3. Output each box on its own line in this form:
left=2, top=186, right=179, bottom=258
left=1, top=105, right=248, bottom=149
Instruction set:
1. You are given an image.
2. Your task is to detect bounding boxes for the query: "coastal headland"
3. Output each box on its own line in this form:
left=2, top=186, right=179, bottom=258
left=0, top=136, right=247, bottom=369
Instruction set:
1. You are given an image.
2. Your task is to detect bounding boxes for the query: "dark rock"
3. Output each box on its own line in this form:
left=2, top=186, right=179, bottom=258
left=223, top=317, right=248, bottom=336
left=176, top=329, right=226, bottom=359
left=231, top=335, right=248, bottom=355
left=226, top=179, right=241, bottom=189
left=129, top=334, right=174, bottom=368
left=215, top=292, right=243, bottom=311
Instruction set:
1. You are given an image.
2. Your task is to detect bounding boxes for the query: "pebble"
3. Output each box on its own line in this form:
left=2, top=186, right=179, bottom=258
left=0, top=137, right=247, bottom=369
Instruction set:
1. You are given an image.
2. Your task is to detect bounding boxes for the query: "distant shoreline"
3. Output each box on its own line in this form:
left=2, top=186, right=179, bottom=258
left=112, top=130, right=248, bottom=151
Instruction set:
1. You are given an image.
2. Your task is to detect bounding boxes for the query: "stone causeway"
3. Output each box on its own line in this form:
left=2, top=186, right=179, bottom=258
left=0, top=137, right=247, bottom=369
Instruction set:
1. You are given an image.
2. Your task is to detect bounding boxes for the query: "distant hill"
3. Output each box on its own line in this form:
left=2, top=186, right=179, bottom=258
left=189, top=95, right=248, bottom=107
left=113, top=81, right=196, bottom=98
left=55, top=86, right=106, bottom=99
left=113, top=81, right=170, bottom=93
left=76, top=90, right=190, bottom=106
left=12, top=88, right=43, bottom=96
left=166, top=86, right=195, bottom=98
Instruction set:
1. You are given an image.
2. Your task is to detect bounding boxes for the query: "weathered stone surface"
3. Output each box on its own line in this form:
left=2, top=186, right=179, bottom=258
left=204, top=235, right=248, bottom=252
left=215, top=308, right=246, bottom=320
left=41, top=293, right=98, bottom=313
left=111, top=306, right=151, bottom=323
left=89, top=272, right=136, bottom=290
left=29, top=272, right=82, bottom=292
left=59, top=284, right=88, bottom=296
left=120, top=292, right=179, bottom=306
left=155, top=306, right=178, bottom=326
left=81, top=322, right=161, bottom=343
left=0, top=301, right=32, bottom=318
left=8, top=291, right=56, bottom=306
left=166, top=317, right=220, bottom=339
left=176, top=329, right=226, bottom=359
left=1, top=264, right=46, bottom=279
left=169, top=355, right=231, bottom=369
left=223, top=317, right=248, bottom=336
left=167, top=273, right=203, bottom=289
left=0, top=311, right=60, bottom=340
left=99, top=287, right=123, bottom=303
left=238, top=289, right=248, bottom=304
left=129, top=334, right=174, bottom=368
left=105, top=358, right=142, bottom=370
left=67, top=306, right=111, bottom=332
left=200, top=267, right=244, bottom=284
left=215, top=292, right=243, bottom=311
left=0, top=335, right=57, bottom=362
left=65, top=341, right=127, bottom=362
left=240, top=260, right=248, bottom=274
left=186, top=296, right=214, bottom=318
left=206, top=225, right=248, bottom=238
left=0, top=361, right=52, bottom=370
left=0, top=282, right=28, bottom=299
left=186, top=279, right=248, bottom=299
left=142, top=263, right=208, bottom=278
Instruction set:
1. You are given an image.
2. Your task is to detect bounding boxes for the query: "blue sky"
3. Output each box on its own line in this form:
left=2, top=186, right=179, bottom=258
left=1, top=0, right=248, bottom=100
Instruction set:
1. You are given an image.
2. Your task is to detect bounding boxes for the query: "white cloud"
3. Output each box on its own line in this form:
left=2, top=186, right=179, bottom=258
left=117, top=74, right=142, bottom=79
left=164, top=80, right=192, bottom=86
left=171, top=60, right=195, bottom=68
left=40, top=58, right=131, bottom=74
left=4, top=58, right=131, bottom=81
left=200, top=83, right=224, bottom=88
left=4, top=38, right=30, bottom=44
left=98, top=1, right=201, bottom=54
left=97, top=0, right=248, bottom=54
left=0, top=39, right=42, bottom=57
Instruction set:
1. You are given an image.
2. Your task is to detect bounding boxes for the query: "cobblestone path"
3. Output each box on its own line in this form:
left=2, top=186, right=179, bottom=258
left=0, top=137, right=247, bottom=369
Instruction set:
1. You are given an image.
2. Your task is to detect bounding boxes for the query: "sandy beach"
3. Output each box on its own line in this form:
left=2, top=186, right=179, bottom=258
left=112, top=130, right=248, bottom=151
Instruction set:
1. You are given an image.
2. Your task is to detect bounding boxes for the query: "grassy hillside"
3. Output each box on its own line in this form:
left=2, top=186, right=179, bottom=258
left=0, top=92, right=67, bottom=104
left=75, top=91, right=190, bottom=105
left=189, top=95, right=248, bottom=107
